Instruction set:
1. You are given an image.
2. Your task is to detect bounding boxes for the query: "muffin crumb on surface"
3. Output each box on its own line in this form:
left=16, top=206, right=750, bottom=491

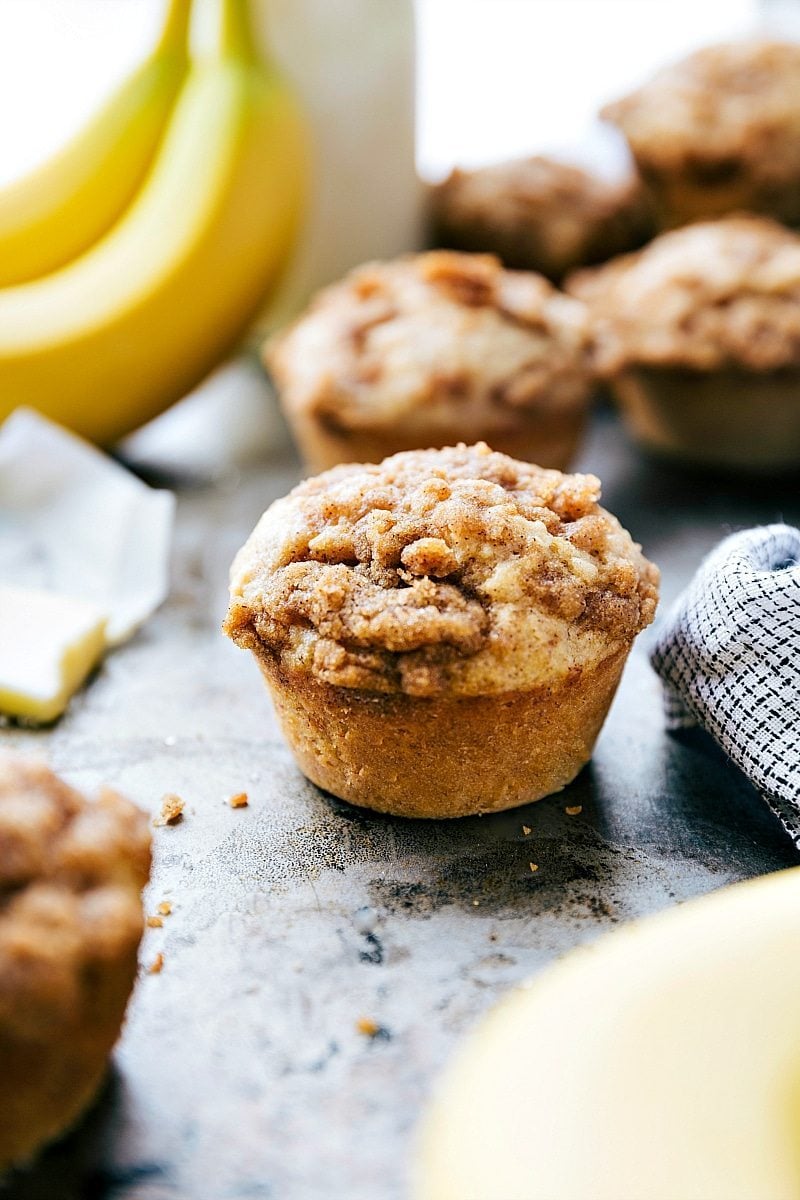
left=155, top=792, right=184, bottom=827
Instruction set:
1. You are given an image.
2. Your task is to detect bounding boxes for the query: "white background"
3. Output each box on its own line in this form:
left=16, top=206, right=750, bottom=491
left=0, top=0, right=768, bottom=186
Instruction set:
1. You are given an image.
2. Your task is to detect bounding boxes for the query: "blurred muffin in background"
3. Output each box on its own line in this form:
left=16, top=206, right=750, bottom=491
left=568, top=215, right=800, bottom=471
left=603, top=41, right=800, bottom=229
left=266, top=251, right=595, bottom=474
left=430, top=156, right=654, bottom=281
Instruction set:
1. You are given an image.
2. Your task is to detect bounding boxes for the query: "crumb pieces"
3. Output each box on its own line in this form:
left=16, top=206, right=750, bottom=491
left=356, top=1016, right=380, bottom=1037
left=565, top=805, right=583, bottom=816
left=228, top=791, right=249, bottom=809
left=529, top=863, right=539, bottom=873
left=146, top=915, right=163, bottom=928
left=522, top=825, right=532, bottom=835
left=154, top=793, right=184, bottom=827
left=157, top=900, right=172, bottom=916
left=148, top=952, right=164, bottom=975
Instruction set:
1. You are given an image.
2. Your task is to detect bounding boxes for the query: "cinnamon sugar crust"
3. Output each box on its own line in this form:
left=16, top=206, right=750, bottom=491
left=431, top=157, right=653, bottom=280
left=568, top=216, right=800, bottom=375
left=0, top=756, right=150, bottom=1168
left=225, top=444, right=658, bottom=699
left=266, top=252, right=593, bottom=436
left=603, top=41, right=800, bottom=179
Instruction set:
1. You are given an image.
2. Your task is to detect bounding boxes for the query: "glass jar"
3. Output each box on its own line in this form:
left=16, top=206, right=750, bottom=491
left=253, top=0, right=422, bottom=328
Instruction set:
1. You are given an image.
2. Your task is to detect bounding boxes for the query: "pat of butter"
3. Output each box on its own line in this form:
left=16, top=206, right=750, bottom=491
left=0, top=586, right=107, bottom=724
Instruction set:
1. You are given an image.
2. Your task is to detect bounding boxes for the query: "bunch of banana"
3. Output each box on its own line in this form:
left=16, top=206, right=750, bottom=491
left=0, top=0, right=192, bottom=286
left=0, top=0, right=308, bottom=444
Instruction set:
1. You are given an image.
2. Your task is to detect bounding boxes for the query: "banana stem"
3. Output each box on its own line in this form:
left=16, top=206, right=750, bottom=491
left=218, top=0, right=261, bottom=63
left=155, top=0, right=193, bottom=56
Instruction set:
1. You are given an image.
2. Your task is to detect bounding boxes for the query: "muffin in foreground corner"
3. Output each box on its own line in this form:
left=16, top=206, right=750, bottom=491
left=569, top=214, right=800, bottom=470
left=603, top=41, right=800, bottom=229
left=431, top=157, right=654, bottom=280
left=0, top=756, right=150, bottom=1171
left=224, top=444, right=658, bottom=819
left=265, top=251, right=595, bottom=474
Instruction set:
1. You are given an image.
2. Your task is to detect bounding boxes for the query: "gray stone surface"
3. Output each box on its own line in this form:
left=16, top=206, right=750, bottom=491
left=2, top=404, right=799, bottom=1200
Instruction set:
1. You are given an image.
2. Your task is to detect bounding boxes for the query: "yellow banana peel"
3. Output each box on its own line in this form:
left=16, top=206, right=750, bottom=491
left=0, top=0, right=309, bottom=444
left=418, top=866, right=800, bottom=1200
left=0, top=0, right=191, bottom=287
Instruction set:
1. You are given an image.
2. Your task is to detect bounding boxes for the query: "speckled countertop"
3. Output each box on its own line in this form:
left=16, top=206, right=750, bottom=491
left=2, top=394, right=798, bottom=1200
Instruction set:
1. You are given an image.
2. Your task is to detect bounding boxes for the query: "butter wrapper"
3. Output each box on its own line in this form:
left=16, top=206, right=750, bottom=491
left=0, top=408, right=174, bottom=646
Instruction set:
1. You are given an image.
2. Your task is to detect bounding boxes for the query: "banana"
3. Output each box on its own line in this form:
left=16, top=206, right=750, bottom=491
left=418, top=867, right=800, bottom=1200
left=0, top=0, right=309, bottom=445
left=0, top=0, right=191, bottom=287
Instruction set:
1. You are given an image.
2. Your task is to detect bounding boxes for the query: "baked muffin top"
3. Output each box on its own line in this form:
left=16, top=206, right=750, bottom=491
left=569, top=215, right=800, bottom=374
left=603, top=41, right=800, bottom=176
left=0, top=756, right=150, bottom=1041
left=225, top=444, right=658, bottom=698
left=266, top=252, right=593, bottom=432
left=432, top=157, right=652, bottom=279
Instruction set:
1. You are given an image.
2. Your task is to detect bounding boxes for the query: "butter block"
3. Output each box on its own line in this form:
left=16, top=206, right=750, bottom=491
left=0, top=586, right=107, bottom=723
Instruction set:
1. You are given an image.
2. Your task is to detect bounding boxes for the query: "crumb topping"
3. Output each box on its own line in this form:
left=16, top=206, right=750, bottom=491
left=432, top=157, right=653, bottom=279
left=569, top=216, right=800, bottom=373
left=266, top=252, right=593, bottom=432
left=603, top=41, right=800, bottom=178
left=225, top=444, right=658, bottom=697
left=0, top=756, right=150, bottom=1040
left=155, top=793, right=184, bottom=826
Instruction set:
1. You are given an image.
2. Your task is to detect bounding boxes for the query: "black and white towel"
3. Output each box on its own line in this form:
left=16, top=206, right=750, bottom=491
left=651, top=524, right=800, bottom=846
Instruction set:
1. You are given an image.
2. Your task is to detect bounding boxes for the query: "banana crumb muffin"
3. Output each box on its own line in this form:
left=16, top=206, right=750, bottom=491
left=0, top=756, right=150, bottom=1171
left=431, top=157, right=653, bottom=280
left=569, top=215, right=800, bottom=468
left=266, top=251, right=594, bottom=474
left=224, top=444, right=658, bottom=818
left=603, top=41, right=800, bottom=228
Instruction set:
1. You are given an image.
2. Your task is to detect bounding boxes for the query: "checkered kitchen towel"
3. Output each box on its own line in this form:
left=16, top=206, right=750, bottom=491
left=651, top=525, right=800, bottom=846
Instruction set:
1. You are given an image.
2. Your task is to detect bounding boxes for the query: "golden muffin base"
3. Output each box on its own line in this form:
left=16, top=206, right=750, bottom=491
left=612, top=366, right=800, bottom=471
left=0, top=944, right=140, bottom=1171
left=257, top=648, right=629, bottom=819
left=286, top=407, right=588, bottom=475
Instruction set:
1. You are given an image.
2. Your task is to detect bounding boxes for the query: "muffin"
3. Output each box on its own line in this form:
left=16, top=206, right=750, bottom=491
left=0, top=756, right=150, bottom=1171
left=266, top=251, right=594, bottom=474
left=431, top=156, right=654, bottom=280
left=224, top=443, right=659, bottom=819
left=602, top=41, right=800, bottom=229
left=569, top=215, right=800, bottom=470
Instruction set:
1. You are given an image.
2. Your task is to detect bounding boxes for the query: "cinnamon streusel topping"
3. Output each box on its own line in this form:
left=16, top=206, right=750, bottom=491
left=569, top=216, right=800, bottom=374
left=432, top=157, right=653, bottom=279
left=603, top=41, right=800, bottom=179
left=225, top=444, right=658, bottom=697
left=0, top=756, right=150, bottom=1041
left=266, top=252, right=593, bottom=433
